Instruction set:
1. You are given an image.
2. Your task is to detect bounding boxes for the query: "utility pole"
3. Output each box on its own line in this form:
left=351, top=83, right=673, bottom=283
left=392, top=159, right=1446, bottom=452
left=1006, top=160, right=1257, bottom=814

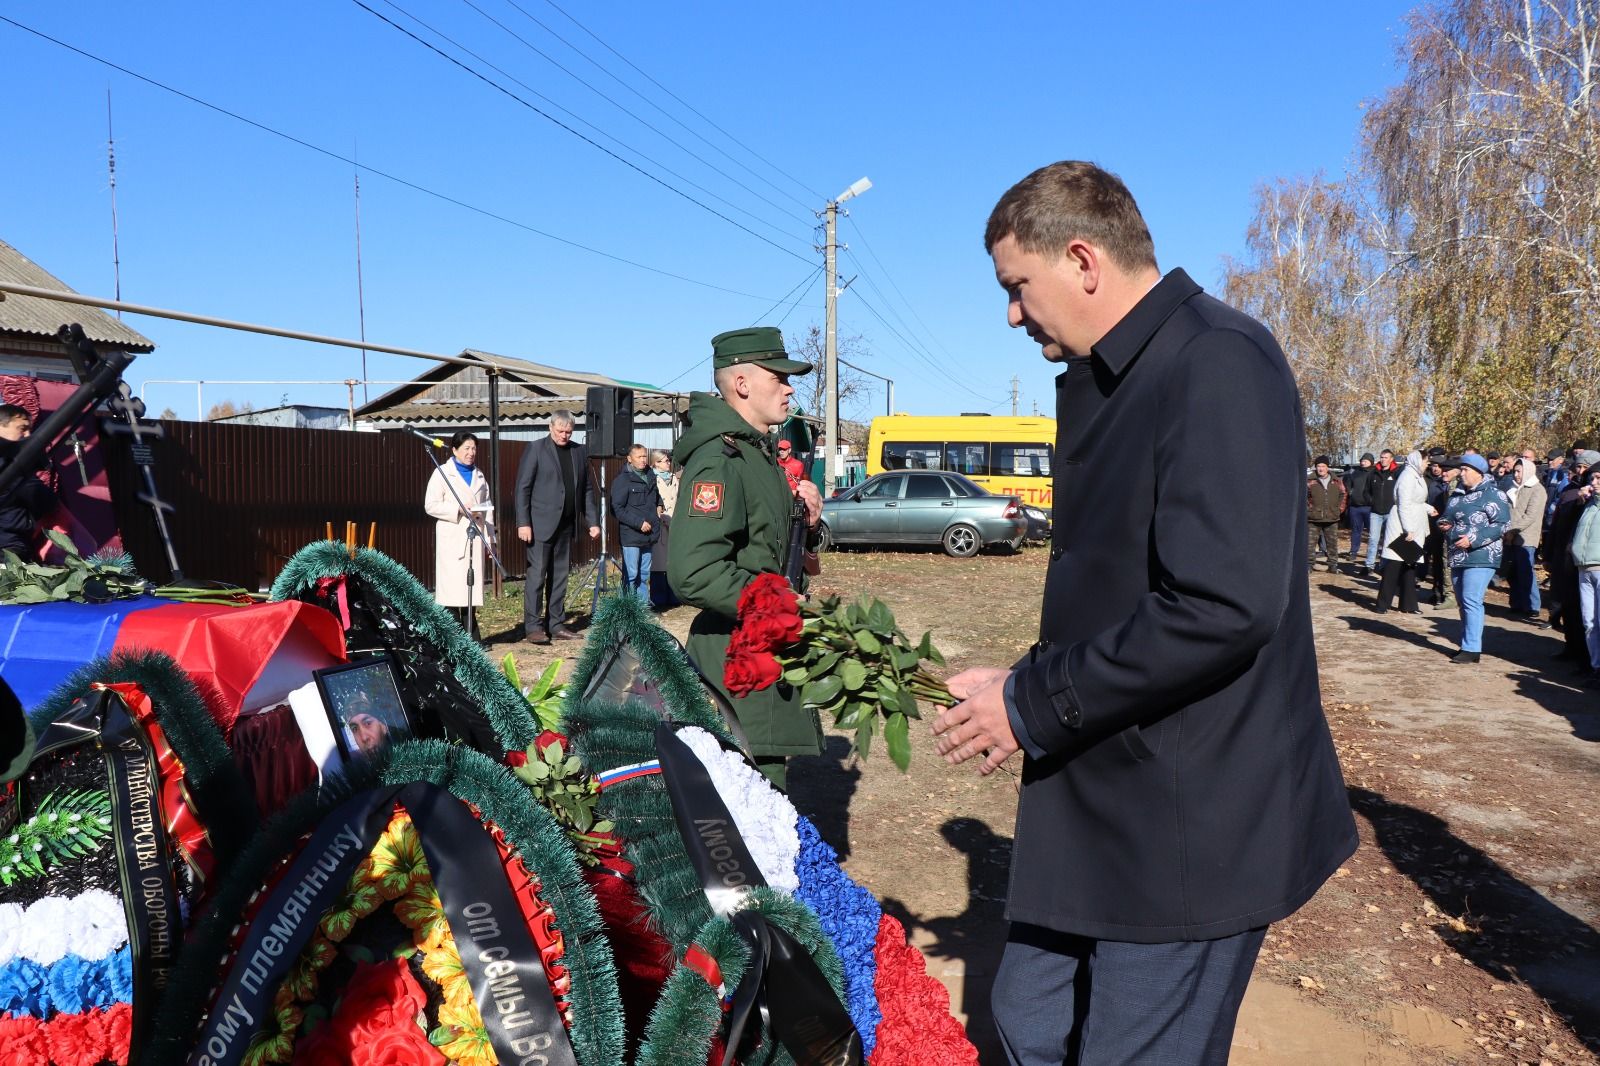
left=824, top=177, right=871, bottom=491
left=1010, top=375, right=1020, bottom=416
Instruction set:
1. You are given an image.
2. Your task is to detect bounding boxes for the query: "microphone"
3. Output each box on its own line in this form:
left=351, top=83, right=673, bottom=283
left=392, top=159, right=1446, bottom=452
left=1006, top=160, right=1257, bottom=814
left=401, top=424, right=446, bottom=447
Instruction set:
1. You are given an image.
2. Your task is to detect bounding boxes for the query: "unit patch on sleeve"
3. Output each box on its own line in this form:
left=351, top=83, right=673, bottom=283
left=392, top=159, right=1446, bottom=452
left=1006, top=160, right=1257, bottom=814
left=691, top=481, right=724, bottom=516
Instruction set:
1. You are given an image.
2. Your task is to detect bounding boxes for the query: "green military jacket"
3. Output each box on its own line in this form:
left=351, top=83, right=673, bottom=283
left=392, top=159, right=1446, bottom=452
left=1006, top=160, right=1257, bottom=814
left=667, top=391, right=821, bottom=758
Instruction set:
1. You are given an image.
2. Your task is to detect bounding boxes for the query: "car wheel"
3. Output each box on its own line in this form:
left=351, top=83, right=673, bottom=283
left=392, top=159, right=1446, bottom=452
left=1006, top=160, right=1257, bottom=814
left=942, top=524, right=981, bottom=558
left=816, top=523, right=833, bottom=552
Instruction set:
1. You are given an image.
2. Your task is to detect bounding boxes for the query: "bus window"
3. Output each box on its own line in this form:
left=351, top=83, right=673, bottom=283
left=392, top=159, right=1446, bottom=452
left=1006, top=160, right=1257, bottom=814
left=994, top=442, right=1052, bottom=477
left=882, top=441, right=943, bottom=471
left=945, top=442, right=988, bottom=476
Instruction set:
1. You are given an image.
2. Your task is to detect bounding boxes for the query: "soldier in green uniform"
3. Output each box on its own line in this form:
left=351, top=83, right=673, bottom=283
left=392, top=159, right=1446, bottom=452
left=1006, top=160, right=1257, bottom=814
left=669, top=327, right=824, bottom=788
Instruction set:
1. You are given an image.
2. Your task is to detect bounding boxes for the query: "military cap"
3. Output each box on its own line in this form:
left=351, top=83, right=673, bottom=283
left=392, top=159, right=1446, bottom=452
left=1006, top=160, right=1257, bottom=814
left=711, top=326, right=813, bottom=375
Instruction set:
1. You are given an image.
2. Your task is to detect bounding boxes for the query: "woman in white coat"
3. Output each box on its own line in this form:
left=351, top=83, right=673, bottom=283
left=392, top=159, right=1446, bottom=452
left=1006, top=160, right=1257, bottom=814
left=1376, top=449, right=1431, bottom=614
left=425, top=432, right=493, bottom=631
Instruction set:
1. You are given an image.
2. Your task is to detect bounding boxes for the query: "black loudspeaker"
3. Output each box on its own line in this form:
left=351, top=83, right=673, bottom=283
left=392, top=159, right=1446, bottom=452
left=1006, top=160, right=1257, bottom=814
left=584, top=385, right=634, bottom=458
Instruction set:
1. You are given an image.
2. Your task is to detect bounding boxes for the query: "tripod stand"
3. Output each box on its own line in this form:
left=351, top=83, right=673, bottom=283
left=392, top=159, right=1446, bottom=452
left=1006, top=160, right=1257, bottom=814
left=420, top=441, right=507, bottom=641
left=586, top=460, right=625, bottom=614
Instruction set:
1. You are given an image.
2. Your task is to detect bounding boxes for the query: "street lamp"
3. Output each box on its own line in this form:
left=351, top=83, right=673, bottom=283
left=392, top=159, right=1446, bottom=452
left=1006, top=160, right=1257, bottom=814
left=825, top=177, right=870, bottom=489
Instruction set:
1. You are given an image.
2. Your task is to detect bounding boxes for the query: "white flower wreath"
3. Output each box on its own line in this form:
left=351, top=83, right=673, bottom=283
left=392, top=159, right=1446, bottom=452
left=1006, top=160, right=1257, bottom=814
left=676, top=727, right=800, bottom=896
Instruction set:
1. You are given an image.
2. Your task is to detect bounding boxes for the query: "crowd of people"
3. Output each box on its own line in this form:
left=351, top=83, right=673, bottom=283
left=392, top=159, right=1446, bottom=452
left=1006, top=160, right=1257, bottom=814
left=1308, top=442, right=1600, bottom=676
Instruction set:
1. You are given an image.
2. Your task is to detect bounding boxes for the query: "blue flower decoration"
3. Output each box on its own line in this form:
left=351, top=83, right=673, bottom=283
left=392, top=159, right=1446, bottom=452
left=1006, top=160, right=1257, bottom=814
left=793, top=816, right=883, bottom=1053
left=0, top=958, right=50, bottom=1017
left=106, top=945, right=133, bottom=1003
left=46, top=954, right=92, bottom=1014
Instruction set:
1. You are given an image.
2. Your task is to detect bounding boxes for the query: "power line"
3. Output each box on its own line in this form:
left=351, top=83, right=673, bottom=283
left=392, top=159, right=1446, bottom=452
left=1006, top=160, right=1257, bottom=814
left=843, top=213, right=974, bottom=378
left=657, top=265, right=823, bottom=391
left=0, top=14, right=782, bottom=301
left=752, top=266, right=823, bottom=325
left=847, top=289, right=1004, bottom=405
left=497, top=0, right=819, bottom=215
left=353, top=0, right=816, bottom=265
left=536, top=0, right=824, bottom=208
left=841, top=248, right=994, bottom=394
left=775, top=269, right=822, bottom=328
left=376, top=0, right=808, bottom=246
left=456, top=0, right=811, bottom=230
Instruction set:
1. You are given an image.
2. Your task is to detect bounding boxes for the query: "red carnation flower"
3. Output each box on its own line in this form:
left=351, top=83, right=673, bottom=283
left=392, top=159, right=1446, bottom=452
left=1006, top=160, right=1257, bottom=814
left=0, top=1014, right=46, bottom=1066
left=42, top=1010, right=108, bottom=1066
left=104, top=1005, right=133, bottom=1066
left=505, top=749, right=529, bottom=767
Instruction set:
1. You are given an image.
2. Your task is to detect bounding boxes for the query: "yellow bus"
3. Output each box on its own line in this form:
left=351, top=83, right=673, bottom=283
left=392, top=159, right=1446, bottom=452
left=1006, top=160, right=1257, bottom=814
left=865, top=414, right=1055, bottom=510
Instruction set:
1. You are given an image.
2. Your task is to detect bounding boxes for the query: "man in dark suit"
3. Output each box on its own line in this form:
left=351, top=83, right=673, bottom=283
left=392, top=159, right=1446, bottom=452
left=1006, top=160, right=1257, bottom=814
left=932, top=161, right=1357, bottom=1065
left=513, top=410, right=599, bottom=643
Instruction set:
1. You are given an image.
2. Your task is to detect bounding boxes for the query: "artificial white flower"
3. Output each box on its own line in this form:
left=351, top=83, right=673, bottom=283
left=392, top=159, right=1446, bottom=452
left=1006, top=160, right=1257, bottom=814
left=0, top=902, right=23, bottom=966
left=10, top=890, right=128, bottom=965
left=21, top=895, right=71, bottom=964
left=676, top=727, right=800, bottom=896
left=66, top=888, right=129, bottom=961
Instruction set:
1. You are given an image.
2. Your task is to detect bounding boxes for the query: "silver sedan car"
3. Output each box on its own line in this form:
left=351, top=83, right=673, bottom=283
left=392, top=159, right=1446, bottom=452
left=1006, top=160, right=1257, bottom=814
left=820, top=471, right=1029, bottom=557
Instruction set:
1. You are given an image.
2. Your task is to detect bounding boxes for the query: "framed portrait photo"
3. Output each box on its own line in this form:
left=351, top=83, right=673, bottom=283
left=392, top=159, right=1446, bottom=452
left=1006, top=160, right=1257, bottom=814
left=313, top=655, right=413, bottom=763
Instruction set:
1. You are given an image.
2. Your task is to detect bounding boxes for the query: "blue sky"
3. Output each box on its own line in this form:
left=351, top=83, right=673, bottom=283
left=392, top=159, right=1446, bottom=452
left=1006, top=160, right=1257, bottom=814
left=0, top=1, right=1413, bottom=422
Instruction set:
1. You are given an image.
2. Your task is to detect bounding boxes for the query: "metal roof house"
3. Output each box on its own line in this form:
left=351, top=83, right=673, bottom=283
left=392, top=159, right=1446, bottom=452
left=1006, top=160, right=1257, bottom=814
left=354, top=350, right=687, bottom=450
left=0, top=239, right=154, bottom=379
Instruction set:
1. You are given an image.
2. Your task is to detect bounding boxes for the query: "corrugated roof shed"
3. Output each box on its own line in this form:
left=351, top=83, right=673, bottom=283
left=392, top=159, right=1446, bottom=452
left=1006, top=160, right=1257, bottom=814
left=0, top=239, right=154, bottom=351
left=356, top=349, right=678, bottom=419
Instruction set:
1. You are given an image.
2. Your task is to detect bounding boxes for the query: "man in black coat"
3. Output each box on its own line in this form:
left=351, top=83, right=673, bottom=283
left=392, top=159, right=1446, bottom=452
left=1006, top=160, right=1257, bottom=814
left=513, top=410, right=599, bottom=643
left=1343, top=452, right=1376, bottom=563
left=932, top=161, right=1356, bottom=1066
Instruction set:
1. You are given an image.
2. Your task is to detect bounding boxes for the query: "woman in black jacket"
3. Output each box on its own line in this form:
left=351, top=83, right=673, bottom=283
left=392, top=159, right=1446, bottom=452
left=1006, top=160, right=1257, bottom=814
left=609, top=443, right=663, bottom=604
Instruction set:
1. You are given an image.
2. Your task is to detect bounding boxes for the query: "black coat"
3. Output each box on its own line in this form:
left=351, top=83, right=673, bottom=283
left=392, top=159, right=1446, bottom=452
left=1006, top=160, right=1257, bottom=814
left=1370, top=464, right=1401, bottom=513
left=1343, top=466, right=1375, bottom=508
left=1008, top=269, right=1357, bottom=943
left=610, top=465, right=662, bottom=548
left=512, top=437, right=598, bottom=543
left=0, top=445, right=54, bottom=556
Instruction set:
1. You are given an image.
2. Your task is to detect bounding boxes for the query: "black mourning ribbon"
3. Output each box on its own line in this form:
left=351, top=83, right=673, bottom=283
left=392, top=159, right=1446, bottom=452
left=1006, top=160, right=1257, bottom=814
left=654, top=722, right=861, bottom=1066
left=37, top=689, right=181, bottom=1066
left=187, top=782, right=576, bottom=1066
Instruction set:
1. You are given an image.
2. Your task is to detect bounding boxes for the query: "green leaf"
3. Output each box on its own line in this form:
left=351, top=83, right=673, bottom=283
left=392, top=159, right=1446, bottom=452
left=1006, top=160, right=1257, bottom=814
left=528, top=659, right=563, bottom=701
left=867, top=598, right=894, bottom=631
left=429, top=1026, right=454, bottom=1047
left=44, top=529, right=80, bottom=557
left=893, top=686, right=919, bottom=717
left=893, top=647, right=921, bottom=672
left=884, top=712, right=911, bottom=771
left=918, top=631, right=934, bottom=658
left=500, top=653, right=523, bottom=691
left=783, top=665, right=810, bottom=685
left=856, top=629, right=882, bottom=655
left=803, top=674, right=844, bottom=706
left=925, top=638, right=946, bottom=666
left=810, top=650, right=842, bottom=677
left=854, top=717, right=875, bottom=758
left=840, top=658, right=867, bottom=692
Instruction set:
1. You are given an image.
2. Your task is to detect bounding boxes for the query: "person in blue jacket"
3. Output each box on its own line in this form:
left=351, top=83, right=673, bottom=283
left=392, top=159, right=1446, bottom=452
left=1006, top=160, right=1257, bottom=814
left=1437, top=453, right=1510, bottom=664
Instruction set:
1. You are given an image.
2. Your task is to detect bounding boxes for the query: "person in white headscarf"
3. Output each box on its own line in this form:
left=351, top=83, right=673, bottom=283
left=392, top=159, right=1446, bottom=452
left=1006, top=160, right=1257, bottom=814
left=1504, top=456, right=1545, bottom=619
left=1376, top=449, right=1430, bottom=614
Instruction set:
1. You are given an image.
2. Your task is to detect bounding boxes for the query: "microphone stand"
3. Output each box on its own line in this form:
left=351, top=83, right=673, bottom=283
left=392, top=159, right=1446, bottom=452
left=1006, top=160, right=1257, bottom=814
left=420, top=440, right=507, bottom=641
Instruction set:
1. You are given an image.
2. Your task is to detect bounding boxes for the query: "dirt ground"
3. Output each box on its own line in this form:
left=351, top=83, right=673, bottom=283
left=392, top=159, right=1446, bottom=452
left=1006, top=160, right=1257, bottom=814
left=484, top=546, right=1600, bottom=1065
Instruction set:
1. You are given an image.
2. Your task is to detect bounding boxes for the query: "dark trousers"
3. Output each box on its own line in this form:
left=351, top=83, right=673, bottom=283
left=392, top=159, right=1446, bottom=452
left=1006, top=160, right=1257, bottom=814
left=992, top=923, right=1266, bottom=1066
left=1347, top=505, right=1372, bottom=555
left=1308, top=522, right=1340, bottom=569
left=524, top=522, right=574, bottom=631
left=1376, top=559, right=1419, bottom=613
left=1424, top=531, right=1451, bottom=601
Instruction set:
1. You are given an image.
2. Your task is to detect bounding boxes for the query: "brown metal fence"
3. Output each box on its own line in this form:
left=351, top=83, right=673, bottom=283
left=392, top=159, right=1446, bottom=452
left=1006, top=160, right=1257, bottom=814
left=105, top=422, right=627, bottom=590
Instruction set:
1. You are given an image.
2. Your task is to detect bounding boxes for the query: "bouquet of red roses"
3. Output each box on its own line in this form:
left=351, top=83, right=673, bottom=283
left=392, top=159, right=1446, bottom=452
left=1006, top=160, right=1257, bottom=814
left=724, top=573, right=952, bottom=770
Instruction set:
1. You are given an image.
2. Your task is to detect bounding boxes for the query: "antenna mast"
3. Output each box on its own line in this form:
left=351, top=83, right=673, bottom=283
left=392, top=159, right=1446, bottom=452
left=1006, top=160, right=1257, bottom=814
left=107, top=89, right=122, bottom=316
left=353, top=158, right=369, bottom=404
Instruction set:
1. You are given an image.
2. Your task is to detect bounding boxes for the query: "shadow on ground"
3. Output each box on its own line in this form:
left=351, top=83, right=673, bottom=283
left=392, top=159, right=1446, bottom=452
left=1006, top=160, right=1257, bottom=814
left=1352, top=786, right=1600, bottom=1052
left=879, top=817, right=1013, bottom=1063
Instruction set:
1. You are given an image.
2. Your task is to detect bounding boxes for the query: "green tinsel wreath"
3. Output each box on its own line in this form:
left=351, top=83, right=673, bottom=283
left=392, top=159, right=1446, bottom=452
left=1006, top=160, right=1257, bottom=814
left=142, top=741, right=623, bottom=1066
left=635, top=890, right=849, bottom=1066
left=564, top=592, right=734, bottom=743
left=28, top=648, right=259, bottom=867
left=271, top=541, right=538, bottom=750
